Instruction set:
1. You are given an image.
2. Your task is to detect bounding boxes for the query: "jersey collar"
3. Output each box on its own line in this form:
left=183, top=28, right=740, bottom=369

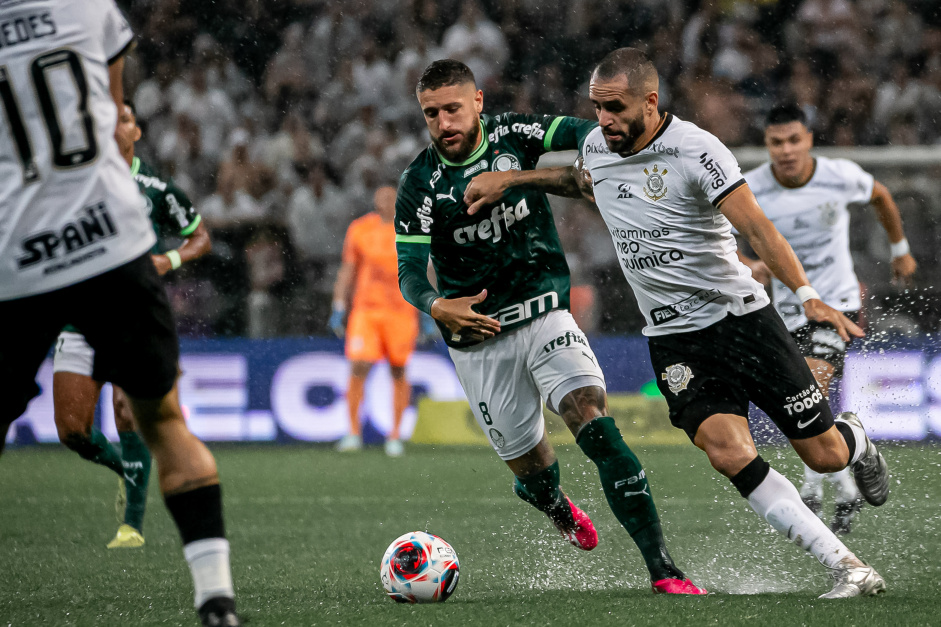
left=622, top=112, right=673, bottom=157
left=130, top=156, right=141, bottom=176
left=435, top=120, right=489, bottom=167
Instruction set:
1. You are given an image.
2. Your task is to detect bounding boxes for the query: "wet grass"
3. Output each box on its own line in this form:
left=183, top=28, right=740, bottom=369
left=1, top=442, right=938, bottom=626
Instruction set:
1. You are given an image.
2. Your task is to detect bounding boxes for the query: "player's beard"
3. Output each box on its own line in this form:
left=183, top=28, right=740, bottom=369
left=605, top=111, right=647, bottom=155
left=433, top=118, right=481, bottom=162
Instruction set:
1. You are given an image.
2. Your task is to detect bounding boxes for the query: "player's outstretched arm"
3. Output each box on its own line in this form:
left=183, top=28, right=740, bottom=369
left=720, top=185, right=864, bottom=341
left=464, top=167, right=583, bottom=215
left=870, top=180, right=917, bottom=285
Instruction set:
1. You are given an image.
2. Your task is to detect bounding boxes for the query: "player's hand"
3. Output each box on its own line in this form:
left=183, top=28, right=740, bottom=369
left=152, top=254, right=172, bottom=276
left=574, top=155, right=595, bottom=203
left=464, top=172, right=511, bottom=215
left=328, top=308, right=346, bottom=338
left=891, top=253, right=917, bottom=287
left=430, top=289, right=501, bottom=342
left=803, top=300, right=865, bottom=342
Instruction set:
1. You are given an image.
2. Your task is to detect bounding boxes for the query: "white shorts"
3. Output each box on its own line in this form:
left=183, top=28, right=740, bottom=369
left=53, top=331, right=95, bottom=377
left=448, top=309, right=606, bottom=461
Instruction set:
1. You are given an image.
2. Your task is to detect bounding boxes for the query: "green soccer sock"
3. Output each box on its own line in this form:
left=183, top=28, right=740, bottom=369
left=119, top=431, right=152, bottom=533
left=577, top=416, right=684, bottom=581
left=73, top=428, right=125, bottom=477
left=513, top=461, right=574, bottom=528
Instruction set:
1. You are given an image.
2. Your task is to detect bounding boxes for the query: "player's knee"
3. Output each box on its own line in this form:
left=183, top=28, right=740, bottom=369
left=60, top=429, right=92, bottom=453
left=351, top=361, right=372, bottom=378
left=705, top=442, right=757, bottom=478
left=390, top=365, right=407, bottom=380
left=559, top=386, right=607, bottom=429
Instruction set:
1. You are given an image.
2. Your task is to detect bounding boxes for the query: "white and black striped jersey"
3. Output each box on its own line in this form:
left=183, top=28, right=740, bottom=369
left=580, top=113, right=769, bottom=336
left=0, top=0, right=154, bottom=300
left=745, top=157, right=873, bottom=331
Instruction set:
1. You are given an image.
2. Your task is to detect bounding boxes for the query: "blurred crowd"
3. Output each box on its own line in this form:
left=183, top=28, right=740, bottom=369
left=120, top=0, right=941, bottom=338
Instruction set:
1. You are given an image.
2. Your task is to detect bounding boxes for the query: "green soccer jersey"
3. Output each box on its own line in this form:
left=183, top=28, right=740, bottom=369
left=61, top=158, right=201, bottom=335
left=395, top=112, right=597, bottom=348
left=130, top=156, right=201, bottom=252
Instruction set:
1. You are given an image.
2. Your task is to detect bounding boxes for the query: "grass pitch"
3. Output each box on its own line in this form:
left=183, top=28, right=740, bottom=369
left=1, top=442, right=938, bottom=626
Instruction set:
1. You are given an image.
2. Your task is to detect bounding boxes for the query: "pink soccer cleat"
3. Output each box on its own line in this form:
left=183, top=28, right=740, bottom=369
left=652, top=578, right=708, bottom=595
left=553, top=496, right=599, bottom=551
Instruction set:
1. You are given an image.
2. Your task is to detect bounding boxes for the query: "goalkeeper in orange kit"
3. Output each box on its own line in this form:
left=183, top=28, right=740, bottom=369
left=330, top=186, right=430, bottom=456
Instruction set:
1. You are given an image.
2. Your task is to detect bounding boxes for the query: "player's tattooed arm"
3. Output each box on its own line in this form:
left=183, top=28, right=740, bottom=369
left=720, top=184, right=864, bottom=342
left=464, top=167, right=583, bottom=215
left=869, top=180, right=917, bottom=285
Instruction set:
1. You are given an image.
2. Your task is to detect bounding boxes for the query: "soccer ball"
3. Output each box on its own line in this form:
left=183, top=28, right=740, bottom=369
left=379, top=531, right=460, bottom=603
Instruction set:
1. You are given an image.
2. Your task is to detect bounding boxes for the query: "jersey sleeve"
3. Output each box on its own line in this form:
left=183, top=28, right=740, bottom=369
left=499, top=113, right=598, bottom=158
left=98, top=0, right=135, bottom=64
left=835, top=159, right=875, bottom=204
left=341, top=221, right=361, bottom=266
left=683, top=127, right=747, bottom=206
left=162, top=178, right=202, bottom=237
left=395, top=168, right=439, bottom=314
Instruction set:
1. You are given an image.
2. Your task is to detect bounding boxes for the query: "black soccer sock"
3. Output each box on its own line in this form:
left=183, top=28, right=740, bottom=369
left=577, top=416, right=684, bottom=581
left=513, top=461, right=574, bottom=528
left=834, top=421, right=857, bottom=464
left=729, top=456, right=771, bottom=498
left=164, top=484, right=225, bottom=545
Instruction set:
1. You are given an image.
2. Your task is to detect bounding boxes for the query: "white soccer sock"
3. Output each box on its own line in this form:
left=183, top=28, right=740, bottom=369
left=825, top=467, right=860, bottom=503
left=800, top=464, right=824, bottom=500
left=835, top=417, right=868, bottom=464
left=747, top=468, right=856, bottom=569
left=183, top=538, right=234, bottom=608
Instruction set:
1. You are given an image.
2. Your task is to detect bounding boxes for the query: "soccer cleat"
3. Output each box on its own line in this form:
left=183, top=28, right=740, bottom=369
left=553, top=496, right=598, bottom=551
left=198, top=596, right=240, bottom=627
left=839, top=412, right=890, bottom=506
left=335, top=434, right=362, bottom=452
left=801, top=494, right=822, bottom=518
left=652, top=578, right=708, bottom=595
left=107, top=524, right=145, bottom=549
left=114, top=477, right=126, bottom=523
left=831, top=498, right=865, bottom=535
left=384, top=438, right=404, bottom=457
left=818, top=560, right=886, bottom=599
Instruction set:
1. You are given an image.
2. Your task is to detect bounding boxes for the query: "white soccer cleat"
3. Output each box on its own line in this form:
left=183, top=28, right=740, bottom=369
left=384, top=439, right=404, bottom=457
left=336, top=434, right=363, bottom=452
left=818, top=560, right=885, bottom=599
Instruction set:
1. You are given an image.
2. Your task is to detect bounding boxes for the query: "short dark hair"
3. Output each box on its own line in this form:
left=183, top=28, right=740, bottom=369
left=416, top=59, right=476, bottom=93
left=765, top=103, right=807, bottom=128
left=592, top=47, right=658, bottom=93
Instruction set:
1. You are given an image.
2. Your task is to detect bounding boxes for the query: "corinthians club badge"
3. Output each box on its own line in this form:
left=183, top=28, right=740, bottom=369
left=662, top=363, right=693, bottom=395
left=643, top=164, right=668, bottom=201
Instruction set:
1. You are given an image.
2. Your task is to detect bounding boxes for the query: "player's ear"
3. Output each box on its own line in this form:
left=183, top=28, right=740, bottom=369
left=133, top=126, right=142, bottom=142
left=474, top=89, right=483, bottom=114
left=645, top=90, right=659, bottom=113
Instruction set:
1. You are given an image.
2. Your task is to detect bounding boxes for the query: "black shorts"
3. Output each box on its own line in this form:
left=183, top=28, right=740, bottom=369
left=648, top=305, right=834, bottom=442
left=0, top=254, right=179, bottom=425
left=790, top=311, right=859, bottom=377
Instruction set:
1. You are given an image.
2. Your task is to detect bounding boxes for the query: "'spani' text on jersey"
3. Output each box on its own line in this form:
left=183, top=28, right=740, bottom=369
left=395, top=113, right=595, bottom=347
left=580, top=114, right=769, bottom=336
left=745, top=157, right=872, bottom=331
left=0, top=0, right=154, bottom=301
